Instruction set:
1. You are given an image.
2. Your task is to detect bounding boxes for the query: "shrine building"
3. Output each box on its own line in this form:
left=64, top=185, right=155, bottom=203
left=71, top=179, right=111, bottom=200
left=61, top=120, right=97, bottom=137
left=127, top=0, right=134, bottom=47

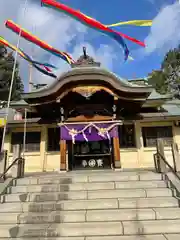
left=1, top=50, right=180, bottom=173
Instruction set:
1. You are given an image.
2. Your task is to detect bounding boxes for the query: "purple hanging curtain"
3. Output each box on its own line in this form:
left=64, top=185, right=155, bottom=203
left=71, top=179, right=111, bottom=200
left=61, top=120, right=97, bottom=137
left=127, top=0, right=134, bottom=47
left=60, top=123, right=119, bottom=142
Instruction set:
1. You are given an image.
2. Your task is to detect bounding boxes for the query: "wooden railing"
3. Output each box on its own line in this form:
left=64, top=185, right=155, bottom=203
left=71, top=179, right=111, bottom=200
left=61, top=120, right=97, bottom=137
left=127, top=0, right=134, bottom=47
left=154, top=139, right=180, bottom=181
left=154, top=152, right=180, bottom=182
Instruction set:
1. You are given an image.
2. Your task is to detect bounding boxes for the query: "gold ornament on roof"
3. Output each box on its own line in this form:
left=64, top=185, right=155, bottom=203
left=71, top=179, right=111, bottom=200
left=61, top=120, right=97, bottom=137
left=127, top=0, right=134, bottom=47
left=72, top=86, right=117, bottom=98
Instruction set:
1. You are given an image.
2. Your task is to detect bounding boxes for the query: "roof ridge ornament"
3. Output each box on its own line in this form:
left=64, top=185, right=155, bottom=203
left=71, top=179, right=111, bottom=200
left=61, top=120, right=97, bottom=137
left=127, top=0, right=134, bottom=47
left=83, top=46, right=87, bottom=59
left=71, top=47, right=101, bottom=68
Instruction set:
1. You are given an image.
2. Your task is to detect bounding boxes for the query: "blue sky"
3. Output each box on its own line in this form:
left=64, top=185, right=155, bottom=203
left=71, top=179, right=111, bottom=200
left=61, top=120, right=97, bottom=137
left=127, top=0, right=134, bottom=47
left=0, top=0, right=180, bottom=90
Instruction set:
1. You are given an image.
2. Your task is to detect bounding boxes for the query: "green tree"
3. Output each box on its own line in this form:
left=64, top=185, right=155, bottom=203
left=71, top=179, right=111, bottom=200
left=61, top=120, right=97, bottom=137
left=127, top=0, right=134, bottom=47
left=148, top=70, right=168, bottom=94
left=148, top=46, right=180, bottom=98
left=0, top=44, right=24, bottom=101
left=162, top=46, right=180, bottom=98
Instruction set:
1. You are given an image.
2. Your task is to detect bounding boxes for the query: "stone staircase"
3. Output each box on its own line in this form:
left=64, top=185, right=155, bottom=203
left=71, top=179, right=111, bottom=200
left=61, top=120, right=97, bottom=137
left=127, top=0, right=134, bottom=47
left=0, top=170, right=180, bottom=239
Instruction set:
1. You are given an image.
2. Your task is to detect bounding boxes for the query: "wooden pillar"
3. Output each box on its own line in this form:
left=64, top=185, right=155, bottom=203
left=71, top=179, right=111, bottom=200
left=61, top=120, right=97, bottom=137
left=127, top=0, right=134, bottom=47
left=41, top=125, right=47, bottom=172
left=60, top=106, right=66, bottom=171
left=113, top=136, right=121, bottom=168
left=135, top=121, right=143, bottom=168
left=156, top=138, right=167, bottom=173
left=171, top=142, right=180, bottom=172
left=112, top=96, right=121, bottom=168
left=60, top=140, right=66, bottom=171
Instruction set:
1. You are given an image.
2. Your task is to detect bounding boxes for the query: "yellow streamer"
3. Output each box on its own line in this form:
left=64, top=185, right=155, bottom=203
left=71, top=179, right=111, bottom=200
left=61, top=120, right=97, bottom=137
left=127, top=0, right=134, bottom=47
left=0, top=118, right=6, bottom=127
left=106, top=20, right=153, bottom=27
left=0, top=36, right=26, bottom=59
left=128, top=55, right=134, bottom=61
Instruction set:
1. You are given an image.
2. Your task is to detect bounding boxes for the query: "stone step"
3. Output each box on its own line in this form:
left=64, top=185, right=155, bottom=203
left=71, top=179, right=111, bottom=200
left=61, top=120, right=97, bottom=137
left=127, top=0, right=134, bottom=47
left=0, top=238, right=85, bottom=240
left=0, top=209, right=154, bottom=224
left=0, top=211, right=86, bottom=224
left=8, top=180, right=167, bottom=194
left=165, top=234, right=180, bottom=240
left=14, top=172, right=162, bottom=185
left=89, top=172, right=162, bottom=181
left=154, top=207, right=180, bottom=219
left=86, top=236, right=172, bottom=240
left=8, top=182, right=115, bottom=193
left=86, top=208, right=180, bottom=222
left=1, top=220, right=180, bottom=237
left=1, top=208, right=180, bottom=224
left=118, top=197, right=179, bottom=209
left=122, top=219, right=180, bottom=235
left=4, top=191, right=88, bottom=202
left=115, top=180, right=166, bottom=189
left=0, top=236, right=168, bottom=240
left=0, top=197, right=178, bottom=213
left=87, top=235, right=179, bottom=240
left=0, top=222, right=123, bottom=237
left=3, top=188, right=173, bottom=203
left=87, top=188, right=172, bottom=199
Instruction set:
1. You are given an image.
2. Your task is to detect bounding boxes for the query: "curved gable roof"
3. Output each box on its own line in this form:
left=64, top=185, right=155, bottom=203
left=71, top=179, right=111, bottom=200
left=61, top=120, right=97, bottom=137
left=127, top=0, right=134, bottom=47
left=23, top=67, right=153, bottom=102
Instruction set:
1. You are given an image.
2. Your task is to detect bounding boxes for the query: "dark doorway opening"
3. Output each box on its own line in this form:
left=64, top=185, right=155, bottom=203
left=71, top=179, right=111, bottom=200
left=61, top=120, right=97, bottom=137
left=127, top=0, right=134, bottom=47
left=68, top=140, right=113, bottom=170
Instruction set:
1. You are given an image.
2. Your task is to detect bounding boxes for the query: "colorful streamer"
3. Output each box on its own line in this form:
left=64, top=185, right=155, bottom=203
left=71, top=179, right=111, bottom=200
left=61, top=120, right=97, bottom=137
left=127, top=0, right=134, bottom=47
left=106, top=20, right=153, bottom=28
left=22, top=51, right=57, bottom=78
left=41, top=0, right=145, bottom=47
left=0, top=36, right=57, bottom=78
left=41, top=0, right=145, bottom=60
left=0, top=36, right=57, bottom=69
left=5, top=20, right=74, bottom=64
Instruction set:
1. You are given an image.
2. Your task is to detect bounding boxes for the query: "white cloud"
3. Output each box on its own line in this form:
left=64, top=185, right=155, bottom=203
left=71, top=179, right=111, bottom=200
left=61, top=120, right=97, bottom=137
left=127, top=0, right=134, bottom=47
left=0, top=0, right=118, bottom=89
left=32, top=42, right=118, bottom=85
left=145, top=2, right=180, bottom=54
left=71, top=43, right=117, bottom=69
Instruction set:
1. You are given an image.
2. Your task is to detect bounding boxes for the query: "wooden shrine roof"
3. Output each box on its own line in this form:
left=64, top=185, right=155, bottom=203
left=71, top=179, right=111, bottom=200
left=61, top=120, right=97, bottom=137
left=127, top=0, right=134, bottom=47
left=22, top=67, right=153, bottom=105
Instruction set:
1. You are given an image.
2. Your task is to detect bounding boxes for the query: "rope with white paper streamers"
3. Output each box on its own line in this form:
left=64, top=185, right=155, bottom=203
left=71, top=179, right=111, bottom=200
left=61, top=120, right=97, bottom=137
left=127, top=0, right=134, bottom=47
left=62, top=122, right=121, bottom=144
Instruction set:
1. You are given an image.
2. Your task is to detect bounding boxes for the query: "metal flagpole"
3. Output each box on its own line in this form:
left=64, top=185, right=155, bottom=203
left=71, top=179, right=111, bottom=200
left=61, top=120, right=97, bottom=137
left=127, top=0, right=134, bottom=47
left=28, top=23, right=36, bottom=92
left=1, top=0, right=29, bottom=152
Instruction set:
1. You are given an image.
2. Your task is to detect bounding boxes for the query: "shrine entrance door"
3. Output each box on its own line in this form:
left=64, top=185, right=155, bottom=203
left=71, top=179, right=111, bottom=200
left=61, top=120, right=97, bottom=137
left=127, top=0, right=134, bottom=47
left=68, top=140, right=113, bottom=170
